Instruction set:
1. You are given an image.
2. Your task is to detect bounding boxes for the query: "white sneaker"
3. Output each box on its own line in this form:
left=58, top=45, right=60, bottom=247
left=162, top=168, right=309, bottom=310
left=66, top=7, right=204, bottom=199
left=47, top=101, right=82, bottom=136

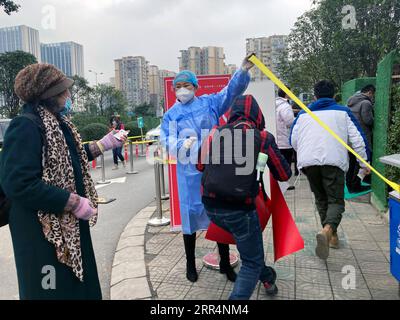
left=112, top=165, right=119, bottom=170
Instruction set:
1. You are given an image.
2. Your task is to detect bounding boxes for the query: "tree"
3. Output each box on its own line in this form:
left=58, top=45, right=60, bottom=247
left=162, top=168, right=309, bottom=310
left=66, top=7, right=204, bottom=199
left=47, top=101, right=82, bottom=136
left=70, top=75, right=93, bottom=113
left=89, top=84, right=128, bottom=118
left=0, top=0, right=19, bottom=14
left=0, top=51, right=37, bottom=118
left=278, top=0, right=400, bottom=93
left=134, top=103, right=156, bottom=117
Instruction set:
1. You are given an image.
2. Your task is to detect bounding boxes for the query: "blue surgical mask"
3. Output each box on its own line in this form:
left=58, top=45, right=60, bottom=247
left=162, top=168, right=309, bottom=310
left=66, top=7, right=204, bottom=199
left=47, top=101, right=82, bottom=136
left=60, top=98, right=73, bottom=117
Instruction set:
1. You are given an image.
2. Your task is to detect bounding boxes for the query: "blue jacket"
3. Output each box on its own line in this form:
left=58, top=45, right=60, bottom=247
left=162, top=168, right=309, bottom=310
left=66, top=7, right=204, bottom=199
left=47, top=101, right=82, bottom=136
left=290, top=98, right=370, bottom=172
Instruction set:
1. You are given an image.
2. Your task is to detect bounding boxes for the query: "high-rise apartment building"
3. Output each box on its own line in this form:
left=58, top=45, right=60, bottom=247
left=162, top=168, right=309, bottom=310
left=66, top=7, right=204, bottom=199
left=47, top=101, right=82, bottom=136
left=0, top=25, right=41, bottom=61
left=246, top=35, right=287, bottom=81
left=179, top=46, right=226, bottom=75
left=41, top=41, right=84, bottom=77
left=114, top=56, right=149, bottom=108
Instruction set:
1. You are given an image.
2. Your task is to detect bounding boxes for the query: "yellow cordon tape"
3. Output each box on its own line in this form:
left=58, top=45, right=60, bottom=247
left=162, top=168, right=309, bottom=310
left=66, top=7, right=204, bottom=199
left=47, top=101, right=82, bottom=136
left=248, top=54, right=400, bottom=193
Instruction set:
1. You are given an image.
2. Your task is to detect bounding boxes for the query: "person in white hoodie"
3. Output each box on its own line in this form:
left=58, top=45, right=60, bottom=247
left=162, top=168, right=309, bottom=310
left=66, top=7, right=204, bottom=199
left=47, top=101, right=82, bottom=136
left=276, top=89, right=295, bottom=190
left=290, top=80, right=370, bottom=260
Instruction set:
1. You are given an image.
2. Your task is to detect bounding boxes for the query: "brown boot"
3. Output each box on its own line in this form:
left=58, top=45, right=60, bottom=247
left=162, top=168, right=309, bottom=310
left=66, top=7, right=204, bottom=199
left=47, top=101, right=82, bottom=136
left=315, top=225, right=333, bottom=260
left=330, top=232, right=339, bottom=249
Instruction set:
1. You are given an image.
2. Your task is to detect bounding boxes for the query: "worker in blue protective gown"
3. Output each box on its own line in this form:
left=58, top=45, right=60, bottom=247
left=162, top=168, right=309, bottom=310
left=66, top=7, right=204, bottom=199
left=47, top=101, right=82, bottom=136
left=161, top=56, right=254, bottom=283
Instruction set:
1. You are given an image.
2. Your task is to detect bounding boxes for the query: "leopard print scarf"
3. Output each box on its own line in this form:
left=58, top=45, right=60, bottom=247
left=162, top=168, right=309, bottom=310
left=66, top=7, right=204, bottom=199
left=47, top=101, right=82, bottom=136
left=37, top=106, right=98, bottom=282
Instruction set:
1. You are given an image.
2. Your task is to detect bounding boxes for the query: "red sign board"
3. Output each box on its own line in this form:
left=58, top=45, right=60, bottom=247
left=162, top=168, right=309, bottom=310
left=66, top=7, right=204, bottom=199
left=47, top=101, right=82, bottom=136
left=164, top=74, right=231, bottom=231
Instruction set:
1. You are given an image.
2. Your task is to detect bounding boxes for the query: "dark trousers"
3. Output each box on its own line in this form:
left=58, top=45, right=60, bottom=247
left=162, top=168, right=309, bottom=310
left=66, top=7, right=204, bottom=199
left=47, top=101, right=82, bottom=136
left=280, top=148, right=294, bottom=168
left=303, top=165, right=345, bottom=233
left=113, top=147, right=124, bottom=165
left=206, top=208, right=276, bottom=300
left=346, top=153, right=361, bottom=191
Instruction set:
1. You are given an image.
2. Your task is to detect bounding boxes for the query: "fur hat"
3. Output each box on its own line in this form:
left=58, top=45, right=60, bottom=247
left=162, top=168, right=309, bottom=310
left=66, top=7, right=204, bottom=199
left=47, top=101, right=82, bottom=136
left=14, top=63, right=74, bottom=103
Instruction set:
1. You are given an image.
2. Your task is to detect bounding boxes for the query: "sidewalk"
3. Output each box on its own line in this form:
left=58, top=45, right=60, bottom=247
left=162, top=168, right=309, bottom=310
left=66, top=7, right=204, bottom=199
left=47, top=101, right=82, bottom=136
left=111, top=174, right=400, bottom=300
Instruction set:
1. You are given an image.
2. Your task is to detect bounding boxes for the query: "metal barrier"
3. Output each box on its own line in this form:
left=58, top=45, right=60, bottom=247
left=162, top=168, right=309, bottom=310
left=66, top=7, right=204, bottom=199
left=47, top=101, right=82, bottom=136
left=148, top=151, right=170, bottom=227
left=96, top=153, right=111, bottom=185
left=126, top=140, right=139, bottom=175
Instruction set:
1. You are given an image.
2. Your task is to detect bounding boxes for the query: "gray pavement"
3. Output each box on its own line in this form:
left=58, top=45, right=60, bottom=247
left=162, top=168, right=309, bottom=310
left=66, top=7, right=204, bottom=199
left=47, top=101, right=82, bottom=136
left=111, top=173, right=400, bottom=300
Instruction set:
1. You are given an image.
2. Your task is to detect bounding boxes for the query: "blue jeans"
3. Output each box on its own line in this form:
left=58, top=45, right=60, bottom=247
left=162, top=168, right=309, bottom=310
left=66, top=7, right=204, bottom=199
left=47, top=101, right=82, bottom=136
left=113, top=147, right=124, bottom=165
left=206, top=208, right=274, bottom=300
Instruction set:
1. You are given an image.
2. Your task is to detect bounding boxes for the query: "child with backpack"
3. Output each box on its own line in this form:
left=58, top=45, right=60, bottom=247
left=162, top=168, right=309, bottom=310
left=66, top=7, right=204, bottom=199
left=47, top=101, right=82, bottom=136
left=197, top=95, right=292, bottom=300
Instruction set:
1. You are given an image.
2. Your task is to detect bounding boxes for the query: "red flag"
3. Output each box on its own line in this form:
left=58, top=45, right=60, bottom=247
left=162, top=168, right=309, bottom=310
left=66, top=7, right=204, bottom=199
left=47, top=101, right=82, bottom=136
left=205, top=174, right=304, bottom=262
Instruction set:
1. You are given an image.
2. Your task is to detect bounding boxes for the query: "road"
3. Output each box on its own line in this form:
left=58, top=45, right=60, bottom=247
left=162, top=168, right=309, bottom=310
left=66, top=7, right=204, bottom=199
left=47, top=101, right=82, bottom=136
left=0, top=146, right=166, bottom=300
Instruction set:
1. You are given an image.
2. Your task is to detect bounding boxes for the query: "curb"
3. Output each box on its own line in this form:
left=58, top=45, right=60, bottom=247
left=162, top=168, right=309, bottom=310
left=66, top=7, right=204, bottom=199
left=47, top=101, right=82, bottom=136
left=110, top=206, right=156, bottom=300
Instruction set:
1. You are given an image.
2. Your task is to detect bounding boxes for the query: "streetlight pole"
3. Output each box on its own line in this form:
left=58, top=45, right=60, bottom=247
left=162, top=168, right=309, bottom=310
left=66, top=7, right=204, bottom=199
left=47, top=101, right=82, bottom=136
left=88, top=69, right=104, bottom=86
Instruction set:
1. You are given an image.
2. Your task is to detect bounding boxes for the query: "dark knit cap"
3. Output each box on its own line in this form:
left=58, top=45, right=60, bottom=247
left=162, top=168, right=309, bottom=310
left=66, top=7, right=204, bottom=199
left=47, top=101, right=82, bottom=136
left=14, top=63, right=74, bottom=103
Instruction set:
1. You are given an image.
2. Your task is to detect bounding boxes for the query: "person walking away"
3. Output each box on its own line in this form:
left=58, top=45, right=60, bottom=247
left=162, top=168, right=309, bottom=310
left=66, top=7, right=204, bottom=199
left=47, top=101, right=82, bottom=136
left=161, top=56, right=254, bottom=283
left=276, top=88, right=295, bottom=189
left=290, top=80, right=370, bottom=259
left=0, top=64, right=127, bottom=299
left=110, top=115, right=126, bottom=170
left=346, top=85, right=375, bottom=191
left=198, top=95, right=292, bottom=300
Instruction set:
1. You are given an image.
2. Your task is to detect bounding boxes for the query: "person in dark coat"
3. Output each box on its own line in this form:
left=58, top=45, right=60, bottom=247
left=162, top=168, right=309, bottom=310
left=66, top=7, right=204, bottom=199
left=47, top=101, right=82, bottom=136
left=346, top=85, right=375, bottom=192
left=0, top=63, right=127, bottom=300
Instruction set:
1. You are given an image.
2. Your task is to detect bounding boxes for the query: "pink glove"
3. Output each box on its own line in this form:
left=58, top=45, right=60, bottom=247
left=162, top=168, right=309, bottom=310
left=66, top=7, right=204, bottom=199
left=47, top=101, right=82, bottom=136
left=97, top=131, right=125, bottom=152
left=66, top=194, right=96, bottom=221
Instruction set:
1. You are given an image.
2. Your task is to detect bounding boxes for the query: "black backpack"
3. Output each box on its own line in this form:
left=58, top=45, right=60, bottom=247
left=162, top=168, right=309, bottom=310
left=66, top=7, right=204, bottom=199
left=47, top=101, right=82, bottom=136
left=0, top=113, right=45, bottom=227
left=201, top=121, right=262, bottom=201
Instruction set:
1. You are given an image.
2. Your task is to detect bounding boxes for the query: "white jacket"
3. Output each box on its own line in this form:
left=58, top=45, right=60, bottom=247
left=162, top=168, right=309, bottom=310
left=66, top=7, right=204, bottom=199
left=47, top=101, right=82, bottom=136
left=290, top=98, right=370, bottom=172
left=275, top=97, right=295, bottom=149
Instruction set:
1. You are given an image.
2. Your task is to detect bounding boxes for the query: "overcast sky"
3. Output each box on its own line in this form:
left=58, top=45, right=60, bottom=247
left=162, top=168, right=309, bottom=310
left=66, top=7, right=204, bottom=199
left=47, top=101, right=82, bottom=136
left=0, top=0, right=312, bottom=84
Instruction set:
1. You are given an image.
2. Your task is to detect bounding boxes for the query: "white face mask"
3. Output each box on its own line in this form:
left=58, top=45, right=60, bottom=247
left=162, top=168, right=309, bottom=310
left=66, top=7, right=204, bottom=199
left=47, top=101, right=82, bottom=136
left=176, top=87, right=195, bottom=104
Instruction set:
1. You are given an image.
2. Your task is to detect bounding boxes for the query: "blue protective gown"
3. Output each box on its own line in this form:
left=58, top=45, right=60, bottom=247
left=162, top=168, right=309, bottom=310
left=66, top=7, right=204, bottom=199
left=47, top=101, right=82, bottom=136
left=161, top=69, right=250, bottom=235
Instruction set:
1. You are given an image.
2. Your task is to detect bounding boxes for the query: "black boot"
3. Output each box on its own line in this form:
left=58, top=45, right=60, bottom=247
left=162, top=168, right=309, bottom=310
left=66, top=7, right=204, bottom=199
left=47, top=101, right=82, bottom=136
left=217, top=243, right=237, bottom=282
left=183, top=233, right=198, bottom=283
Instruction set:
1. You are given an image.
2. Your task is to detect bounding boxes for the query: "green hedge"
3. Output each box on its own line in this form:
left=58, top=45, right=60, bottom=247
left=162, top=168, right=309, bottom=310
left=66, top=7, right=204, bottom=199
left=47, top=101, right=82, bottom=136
left=387, top=84, right=400, bottom=184
left=80, top=123, right=109, bottom=142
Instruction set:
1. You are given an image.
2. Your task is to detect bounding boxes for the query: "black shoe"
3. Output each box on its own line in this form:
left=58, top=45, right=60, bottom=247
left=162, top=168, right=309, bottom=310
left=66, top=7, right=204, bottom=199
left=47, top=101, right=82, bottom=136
left=287, top=186, right=296, bottom=191
left=263, top=281, right=279, bottom=296
left=220, top=264, right=237, bottom=282
left=263, top=267, right=278, bottom=296
left=186, top=261, right=198, bottom=283
left=348, top=185, right=370, bottom=194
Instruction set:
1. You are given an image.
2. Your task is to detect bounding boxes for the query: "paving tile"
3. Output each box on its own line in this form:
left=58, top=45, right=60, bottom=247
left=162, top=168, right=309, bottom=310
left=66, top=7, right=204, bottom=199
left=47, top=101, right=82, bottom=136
left=326, top=259, right=360, bottom=273
left=185, top=287, right=224, bottom=300
left=328, top=270, right=367, bottom=289
left=353, top=249, right=388, bottom=263
left=295, top=255, right=327, bottom=270
left=359, top=261, right=391, bottom=276
left=193, top=267, right=230, bottom=290
left=111, top=260, right=146, bottom=286
left=296, top=268, right=330, bottom=285
left=364, top=273, right=400, bottom=291
left=295, top=282, right=333, bottom=300
left=275, top=266, right=295, bottom=281
left=111, top=277, right=151, bottom=300
left=155, top=283, right=192, bottom=300
left=258, top=280, right=295, bottom=300
left=370, top=289, right=400, bottom=300
left=332, top=287, right=372, bottom=300
left=347, top=240, right=380, bottom=251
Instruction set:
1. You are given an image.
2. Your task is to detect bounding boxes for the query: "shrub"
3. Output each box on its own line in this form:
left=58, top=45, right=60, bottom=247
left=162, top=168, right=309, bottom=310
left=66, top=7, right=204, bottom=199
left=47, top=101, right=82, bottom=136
left=386, top=84, right=400, bottom=184
left=72, top=113, right=109, bottom=133
left=80, top=123, right=109, bottom=142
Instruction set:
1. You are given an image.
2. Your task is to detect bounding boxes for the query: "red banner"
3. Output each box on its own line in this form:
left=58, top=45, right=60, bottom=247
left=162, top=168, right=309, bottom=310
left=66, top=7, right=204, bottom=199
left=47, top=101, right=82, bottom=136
left=164, top=75, right=232, bottom=231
